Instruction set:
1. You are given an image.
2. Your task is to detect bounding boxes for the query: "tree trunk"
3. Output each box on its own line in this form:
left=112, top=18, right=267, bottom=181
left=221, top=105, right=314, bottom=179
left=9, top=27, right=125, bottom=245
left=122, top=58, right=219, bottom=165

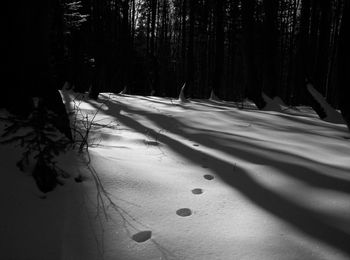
left=150, top=0, right=157, bottom=56
left=337, top=1, right=350, bottom=130
left=262, top=0, right=279, bottom=98
left=3, top=0, right=72, bottom=139
left=314, top=0, right=331, bottom=96
left=213, top=0, right=225, bottom=98
left=293, top=0, right=311, bottom=105
left=186, top=0, right=195, bottom=97
left=241, top=0, right=265, bottom=108
left=181, top=0, right=187, bottom=82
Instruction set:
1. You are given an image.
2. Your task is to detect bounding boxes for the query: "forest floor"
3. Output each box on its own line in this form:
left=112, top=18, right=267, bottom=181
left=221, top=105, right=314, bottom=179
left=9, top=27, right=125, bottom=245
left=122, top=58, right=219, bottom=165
left=1, top=91, right=350, bottom=260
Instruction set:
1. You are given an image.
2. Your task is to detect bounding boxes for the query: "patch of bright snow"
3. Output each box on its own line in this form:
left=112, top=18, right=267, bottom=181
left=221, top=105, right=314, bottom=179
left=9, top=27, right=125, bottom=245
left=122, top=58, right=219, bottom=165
left=1, top=91, right=350, bottom=260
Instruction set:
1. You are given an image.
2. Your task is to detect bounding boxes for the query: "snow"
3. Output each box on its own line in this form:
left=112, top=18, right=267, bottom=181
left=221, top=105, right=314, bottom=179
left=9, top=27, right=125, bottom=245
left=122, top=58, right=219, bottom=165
left=1, top=92, right=350, bottom=260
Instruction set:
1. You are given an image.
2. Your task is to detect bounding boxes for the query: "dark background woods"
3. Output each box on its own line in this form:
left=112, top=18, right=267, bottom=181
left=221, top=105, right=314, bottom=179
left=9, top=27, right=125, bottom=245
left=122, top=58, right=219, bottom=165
left=2, top=0, right=350, bottom=125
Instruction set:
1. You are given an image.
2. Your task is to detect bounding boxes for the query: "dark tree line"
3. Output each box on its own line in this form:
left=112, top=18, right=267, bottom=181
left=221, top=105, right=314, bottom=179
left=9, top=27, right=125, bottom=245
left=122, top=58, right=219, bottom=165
left=2, top=0, right=350, bottom=127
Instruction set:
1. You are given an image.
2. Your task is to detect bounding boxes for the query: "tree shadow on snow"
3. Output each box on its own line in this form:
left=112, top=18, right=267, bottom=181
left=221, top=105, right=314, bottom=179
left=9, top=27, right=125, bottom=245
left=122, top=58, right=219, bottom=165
left=87, top=98, right=350, bottom=256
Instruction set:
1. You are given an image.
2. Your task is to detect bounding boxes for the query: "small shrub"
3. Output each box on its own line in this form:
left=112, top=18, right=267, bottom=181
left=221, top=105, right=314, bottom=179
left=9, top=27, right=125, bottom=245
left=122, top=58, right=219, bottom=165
left=0, top=99, right=71, bottom=193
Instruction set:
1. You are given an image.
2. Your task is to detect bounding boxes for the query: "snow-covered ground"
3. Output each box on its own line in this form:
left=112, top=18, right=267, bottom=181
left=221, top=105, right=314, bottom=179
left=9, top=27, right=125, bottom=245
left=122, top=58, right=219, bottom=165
left=1, top=92, right=350, bottom=260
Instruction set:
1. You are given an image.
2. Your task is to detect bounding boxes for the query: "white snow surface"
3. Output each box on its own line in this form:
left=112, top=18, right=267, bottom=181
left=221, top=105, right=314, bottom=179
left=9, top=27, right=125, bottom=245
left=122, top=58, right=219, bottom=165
left=1, top=92, right=350, bottom=260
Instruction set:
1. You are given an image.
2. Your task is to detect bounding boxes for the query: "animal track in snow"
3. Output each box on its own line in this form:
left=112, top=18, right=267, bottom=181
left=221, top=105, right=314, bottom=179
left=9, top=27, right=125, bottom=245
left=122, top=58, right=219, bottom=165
left=191, top=188, right=203, bottom=195
left=132, top=230, right=152, bottom=243
left=176, top=208, right=192, bottom=217
left=203, top=174, right=214, bottom=180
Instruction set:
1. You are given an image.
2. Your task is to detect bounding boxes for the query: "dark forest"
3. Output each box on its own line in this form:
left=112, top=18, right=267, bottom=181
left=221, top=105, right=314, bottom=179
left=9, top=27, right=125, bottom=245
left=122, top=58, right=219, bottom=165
left=2, top=0, right=350, bottom=127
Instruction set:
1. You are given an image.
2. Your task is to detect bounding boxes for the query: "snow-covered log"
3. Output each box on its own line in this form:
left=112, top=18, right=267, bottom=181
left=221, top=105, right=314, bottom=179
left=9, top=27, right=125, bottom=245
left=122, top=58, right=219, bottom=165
left=261, top=92, right=283, bottom=112
left=307, top=83, right=345, bottom=124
